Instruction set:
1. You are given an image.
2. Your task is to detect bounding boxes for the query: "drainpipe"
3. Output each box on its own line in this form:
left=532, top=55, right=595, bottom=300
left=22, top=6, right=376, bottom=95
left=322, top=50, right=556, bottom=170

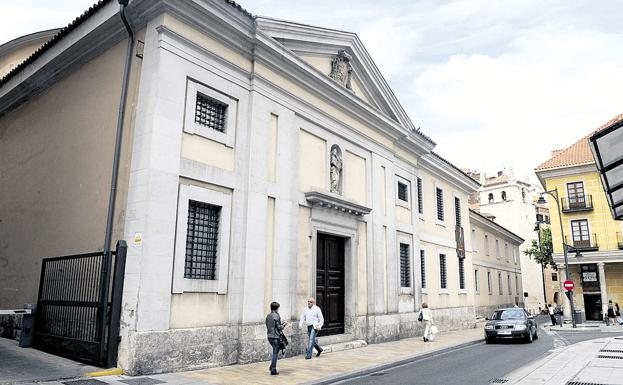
left=103, top=0, right=134, bottom=257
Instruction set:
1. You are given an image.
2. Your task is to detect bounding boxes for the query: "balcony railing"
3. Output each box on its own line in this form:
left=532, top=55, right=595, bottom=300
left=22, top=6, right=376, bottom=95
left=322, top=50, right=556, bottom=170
left=565, top=234, right=599, bottom=252
left=618, top=232, right=623, bottom=250
left=561, top=195, right=593, bottom=212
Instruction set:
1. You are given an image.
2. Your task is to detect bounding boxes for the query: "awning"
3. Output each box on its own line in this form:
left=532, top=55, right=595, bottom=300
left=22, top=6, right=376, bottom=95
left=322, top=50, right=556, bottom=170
left=589, top=118, right=623, bottom=220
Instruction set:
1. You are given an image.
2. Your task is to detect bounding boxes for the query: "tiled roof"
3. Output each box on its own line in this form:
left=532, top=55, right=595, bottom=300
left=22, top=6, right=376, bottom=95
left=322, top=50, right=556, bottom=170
left=535, top=114, right=623, bottom=171
left=0, top=0, right=254, bottom=87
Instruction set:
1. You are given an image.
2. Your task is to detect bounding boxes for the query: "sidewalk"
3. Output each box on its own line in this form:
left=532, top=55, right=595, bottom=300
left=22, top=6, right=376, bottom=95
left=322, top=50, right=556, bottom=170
left=506, top=335, right=623, bottom=385
left=24, top=326, right=483, bottom=385
left=548, top=320, right=623, bottom=332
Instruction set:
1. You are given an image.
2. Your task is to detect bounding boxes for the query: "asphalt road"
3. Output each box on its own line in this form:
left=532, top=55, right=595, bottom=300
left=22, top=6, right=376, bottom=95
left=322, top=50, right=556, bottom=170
left=337, top=315, right=610, bottom=385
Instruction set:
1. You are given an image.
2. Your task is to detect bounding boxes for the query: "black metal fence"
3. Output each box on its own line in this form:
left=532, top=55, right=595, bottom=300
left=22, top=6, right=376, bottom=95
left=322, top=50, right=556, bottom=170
left=34, top=241, right=127, bottom=367
left=561, top=195, right=593, bottom=212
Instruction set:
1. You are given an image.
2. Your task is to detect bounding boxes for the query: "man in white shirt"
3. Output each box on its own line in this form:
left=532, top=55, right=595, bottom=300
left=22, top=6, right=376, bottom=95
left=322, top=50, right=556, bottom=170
left=299, top=297, right=324, bottom=359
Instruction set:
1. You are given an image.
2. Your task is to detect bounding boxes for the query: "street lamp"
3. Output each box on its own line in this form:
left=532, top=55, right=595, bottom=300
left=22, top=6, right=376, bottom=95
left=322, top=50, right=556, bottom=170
left=533, top=222, right=548, bottom=306
left=537, top=187, right=577, bottom=328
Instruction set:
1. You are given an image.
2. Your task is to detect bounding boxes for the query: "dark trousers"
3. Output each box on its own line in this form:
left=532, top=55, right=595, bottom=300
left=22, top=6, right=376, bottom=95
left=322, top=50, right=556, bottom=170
left=268, top=338, right=280, bottom=372
left=549, top=314, right=557, bottom=326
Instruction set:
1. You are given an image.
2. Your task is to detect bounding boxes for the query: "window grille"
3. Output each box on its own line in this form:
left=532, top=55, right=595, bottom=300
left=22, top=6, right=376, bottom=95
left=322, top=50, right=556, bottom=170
left=195, top=93, right=227, bottom=132
left=454, top=197, right=461, bottom=226
left=474, top=270, right=479, bottom=292
left=498, top=272, right=503, bottom=294
left=508, top=274, right=512, bottom=295
left=495, top=239, right=500, bottom=259
left=436, top=187, right=444, bottom=221
left=515, top=275, right=519, bottom=293
left=184, top=200, right=221, bottom=280
left=399, top=243, right=410, bottom=287
left=487, top=271, right=492, bottom=293
left=439, top=254, right=447, bottom=289
left=420, top=250, right=426, bottom=289
left=458, top=257, right=465, bottom=289
left=417, top=178, right=423, bottom=214
left=398, top=182, right=409, bottom=202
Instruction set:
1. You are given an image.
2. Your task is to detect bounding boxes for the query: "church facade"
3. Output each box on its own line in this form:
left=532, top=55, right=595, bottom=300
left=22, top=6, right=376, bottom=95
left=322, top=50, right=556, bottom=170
left=0, top=0, right=480, bottom=374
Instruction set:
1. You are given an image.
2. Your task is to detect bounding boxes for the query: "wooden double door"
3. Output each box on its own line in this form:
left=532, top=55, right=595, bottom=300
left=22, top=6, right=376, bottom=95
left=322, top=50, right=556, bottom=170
left=316, top=233, right=345, bottom=336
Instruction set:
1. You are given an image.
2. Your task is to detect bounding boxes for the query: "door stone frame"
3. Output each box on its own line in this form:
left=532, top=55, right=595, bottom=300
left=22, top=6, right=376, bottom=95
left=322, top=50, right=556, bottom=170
left=309, top=207, right=359, bottom=335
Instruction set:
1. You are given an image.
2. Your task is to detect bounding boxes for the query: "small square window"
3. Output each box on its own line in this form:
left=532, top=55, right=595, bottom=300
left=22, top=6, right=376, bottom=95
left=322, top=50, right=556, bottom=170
left=195, top=93, right=227, bottom=133
left=398, top=181, right=409, bottom=202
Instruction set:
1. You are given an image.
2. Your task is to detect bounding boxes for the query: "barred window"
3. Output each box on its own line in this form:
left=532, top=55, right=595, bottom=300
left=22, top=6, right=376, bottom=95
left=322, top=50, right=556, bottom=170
left=439, top=253, right=447, bottom=289
left=487, top=271, right=492, bottom=294
left=195, top=93, right=227, bottom=133
left=397, top=181, right=409, bottom=202
left=399, top=243, right=410, bottom=287
left=458, top=257, right=465, bottom=289
left=498, top=272, right=503, bottom=294
left=454, top=197, right=461, bottom=227
left=417, top=178, right=423, bottom=214
left=184, top=200, right=221, bottom=280
left=508, top=274, right=512, bottom=295
left=436, top=187, right=444, bottom=221
left=474, top=269, right=479, bottom=292
left=420, top=250, right=426, bottom=289
left=515, top=275, right=519, bottom=293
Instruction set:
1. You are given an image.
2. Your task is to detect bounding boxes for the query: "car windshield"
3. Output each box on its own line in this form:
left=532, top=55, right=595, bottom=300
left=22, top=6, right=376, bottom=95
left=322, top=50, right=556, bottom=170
left=491, top=309, right=526, bottom=320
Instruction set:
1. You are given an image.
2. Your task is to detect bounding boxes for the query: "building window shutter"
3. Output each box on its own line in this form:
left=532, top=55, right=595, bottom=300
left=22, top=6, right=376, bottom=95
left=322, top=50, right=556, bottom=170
left=417, top=178, right=423, bottom=214
left=420, top=250, right=426, bottom=289
left=436, top=187, right=444, bottom=221
left=399, top=243, right=411, bottom=287
left=439, top=253, right=447, bottom=289
left=454, top=197, right=461, bottom=227
left=458, top=257, right=465, bottom=289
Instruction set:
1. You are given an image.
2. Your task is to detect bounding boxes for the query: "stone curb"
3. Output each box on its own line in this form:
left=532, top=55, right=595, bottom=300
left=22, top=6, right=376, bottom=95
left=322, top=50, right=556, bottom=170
left=304, top=338, right=483, bottom=385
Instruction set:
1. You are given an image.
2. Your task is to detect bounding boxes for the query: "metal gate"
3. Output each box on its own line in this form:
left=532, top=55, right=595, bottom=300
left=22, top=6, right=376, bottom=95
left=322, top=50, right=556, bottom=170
left=34, top=241, right=127, bottom=367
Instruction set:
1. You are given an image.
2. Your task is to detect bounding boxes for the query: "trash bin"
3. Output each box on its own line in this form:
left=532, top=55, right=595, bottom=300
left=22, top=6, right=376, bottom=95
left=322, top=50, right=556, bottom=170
left=573, top=310, right=583, bottom=325
left=19, top=304, right=36, bottom=348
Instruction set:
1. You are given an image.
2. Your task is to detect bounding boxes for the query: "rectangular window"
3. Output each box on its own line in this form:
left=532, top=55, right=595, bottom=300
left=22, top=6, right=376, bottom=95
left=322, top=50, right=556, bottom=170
left=515, top=275, right=519, bottom=294
left=571, top=219, right=590, bottom=248
left=487, top=271, right=492, bottom=294
left=195, top=93, right=227, bottom=133
left=567, top=181, right=586, bottom=207
left=485, top=234, right=490, bottom=255
left=513, top=247, right=518, bottom=263
left=184, top=200, right=221, bottom=280
left=420, top=250, right=426, bottom=289
left=439, top=254, right=447, bottom=289
left=507, top=274, right=511, bottom=295
left=495, top=239, right=500, bottom=259
left=504, top=243, right=509, bottom=261
left=474, top=269, right=480, bottom=292
left=454, top=197, right=461, bottom=227
left=397, top=181, right=409, bottom=202
left=399, top=243, right=411, bottom=288
left=458, top=257, right=465, bottom=290
left=552, top=272, right=558, bottom=281
left=436, top=187, right=444, bottom=221
left=417, top=178, right=423, bottom=214
left=498, top=272, right=503, bottom=295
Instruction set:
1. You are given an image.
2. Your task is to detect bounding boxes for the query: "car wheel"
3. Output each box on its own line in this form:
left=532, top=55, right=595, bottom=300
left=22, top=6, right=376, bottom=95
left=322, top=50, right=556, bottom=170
left=485, top=336, right=495, bottom=344
left=534, top=327, right=538, bottom=340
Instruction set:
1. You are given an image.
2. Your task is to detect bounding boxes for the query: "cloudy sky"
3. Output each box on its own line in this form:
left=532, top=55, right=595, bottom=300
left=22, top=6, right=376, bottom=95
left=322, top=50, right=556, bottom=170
left=2, top=0, right=622, bottom=183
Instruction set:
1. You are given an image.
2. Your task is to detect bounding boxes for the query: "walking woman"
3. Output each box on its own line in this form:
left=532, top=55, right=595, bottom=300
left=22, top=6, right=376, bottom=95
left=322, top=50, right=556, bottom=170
left=265, top=301, right=286, bottom=375
left=420, top=302, right=434, bottom=342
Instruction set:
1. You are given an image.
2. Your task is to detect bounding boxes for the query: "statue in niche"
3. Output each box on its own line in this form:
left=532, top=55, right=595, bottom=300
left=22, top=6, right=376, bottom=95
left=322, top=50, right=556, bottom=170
left=330, top=145, right=343, bottom=194
left=329, top=50, right=353, bottom=91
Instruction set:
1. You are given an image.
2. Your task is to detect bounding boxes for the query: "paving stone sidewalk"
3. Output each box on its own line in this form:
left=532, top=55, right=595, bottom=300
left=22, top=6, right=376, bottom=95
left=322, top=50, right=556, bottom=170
left=92, top=327, right=482, bottom=385
left=506, top=335, right=623, bottom=385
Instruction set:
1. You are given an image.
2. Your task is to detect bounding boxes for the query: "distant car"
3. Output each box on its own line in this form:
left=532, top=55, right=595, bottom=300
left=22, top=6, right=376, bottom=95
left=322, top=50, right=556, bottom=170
left=484, top=308, right=538, bottom=344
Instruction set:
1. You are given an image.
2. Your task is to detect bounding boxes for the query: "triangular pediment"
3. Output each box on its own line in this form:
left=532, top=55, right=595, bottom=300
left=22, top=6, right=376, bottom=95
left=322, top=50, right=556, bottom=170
left=255, top=18, right=415, bottom=130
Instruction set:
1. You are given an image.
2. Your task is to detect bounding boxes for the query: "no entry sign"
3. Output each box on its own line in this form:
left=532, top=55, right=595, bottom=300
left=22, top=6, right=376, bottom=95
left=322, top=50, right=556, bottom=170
left=563, top=280, right=574, bottom=291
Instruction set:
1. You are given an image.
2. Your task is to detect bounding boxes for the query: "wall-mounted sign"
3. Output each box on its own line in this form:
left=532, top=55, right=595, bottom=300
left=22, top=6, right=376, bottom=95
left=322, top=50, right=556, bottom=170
left=133, top=232, right=143, bottom=247
left=582, top=272, right=597, bottom=282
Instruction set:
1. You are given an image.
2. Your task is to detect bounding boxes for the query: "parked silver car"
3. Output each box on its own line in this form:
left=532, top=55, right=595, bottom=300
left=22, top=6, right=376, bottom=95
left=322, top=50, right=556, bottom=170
left=484, top=308, right=538, bottom=344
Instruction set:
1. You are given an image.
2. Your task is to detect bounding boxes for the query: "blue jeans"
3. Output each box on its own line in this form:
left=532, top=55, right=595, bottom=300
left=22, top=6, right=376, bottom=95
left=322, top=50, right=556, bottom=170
left=268, top=338, right=279, bottom=371
left=306, top=325, right=322, bottom=358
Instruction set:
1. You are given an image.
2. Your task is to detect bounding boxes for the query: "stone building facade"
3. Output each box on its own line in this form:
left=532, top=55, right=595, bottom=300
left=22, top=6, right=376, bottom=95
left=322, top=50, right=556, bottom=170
left=469, top=210, right=524, bottom=318
left=0, top=0, right=480, bottom=374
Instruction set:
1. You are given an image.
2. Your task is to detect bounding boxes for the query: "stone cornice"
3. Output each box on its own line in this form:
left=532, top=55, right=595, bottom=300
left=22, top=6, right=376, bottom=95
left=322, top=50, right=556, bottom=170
left=535, top=163, right=597, bottom=188
left=553, top=249, right=623, bottom=265
left=305, top=190, right=372, bottom=217
left=419, top=154, right=480, bottom=194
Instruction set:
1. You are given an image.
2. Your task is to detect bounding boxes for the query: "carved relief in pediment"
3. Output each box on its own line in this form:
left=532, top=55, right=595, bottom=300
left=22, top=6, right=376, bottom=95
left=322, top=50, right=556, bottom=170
left=329, top=50, right=353, bottom=91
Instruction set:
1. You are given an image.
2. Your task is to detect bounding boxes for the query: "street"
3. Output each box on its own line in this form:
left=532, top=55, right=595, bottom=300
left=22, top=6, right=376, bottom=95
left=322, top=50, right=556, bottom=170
left=337, top=316, right=623, bottom=385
